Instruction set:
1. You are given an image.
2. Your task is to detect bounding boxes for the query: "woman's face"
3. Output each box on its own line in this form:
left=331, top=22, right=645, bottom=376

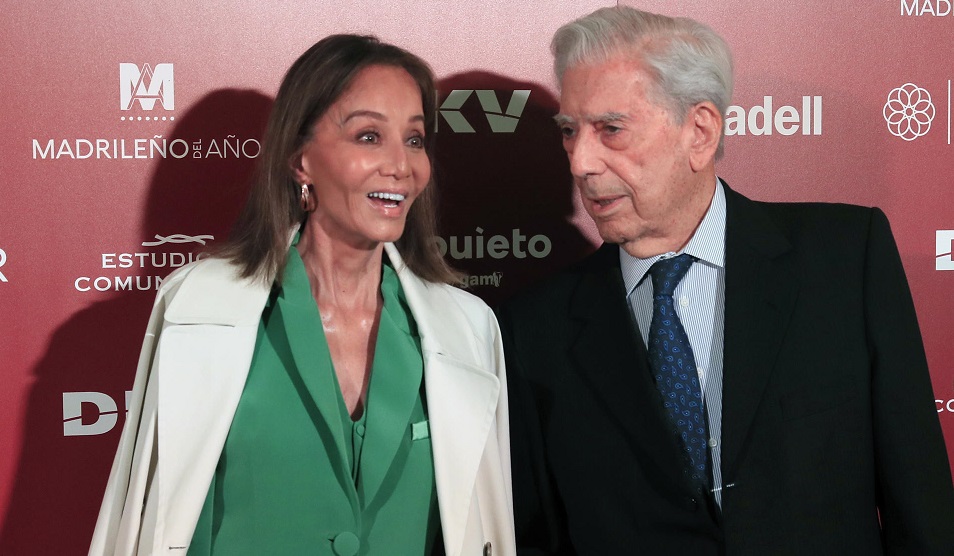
left=295, top=64, right=430, bottom=249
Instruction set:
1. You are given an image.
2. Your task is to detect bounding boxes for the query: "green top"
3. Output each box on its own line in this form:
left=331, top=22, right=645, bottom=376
left=188, top=243, right=441, bottom=556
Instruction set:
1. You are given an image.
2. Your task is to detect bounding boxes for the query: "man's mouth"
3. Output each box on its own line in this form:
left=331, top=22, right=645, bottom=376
left=589, top=196, right=624, bottom=212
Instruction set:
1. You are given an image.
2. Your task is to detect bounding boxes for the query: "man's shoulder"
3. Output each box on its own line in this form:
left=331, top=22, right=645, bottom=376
left=728, top=188, right=882, bottom=245
left=754, top=198, right=874, bottom=221
left=730, top=187, right=876, bottom=224
left=723, top=189, right=896, bottom=274
left=500, top=244, right=615, bottom=316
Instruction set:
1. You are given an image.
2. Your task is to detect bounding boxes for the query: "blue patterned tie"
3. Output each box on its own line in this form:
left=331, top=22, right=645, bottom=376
left=647, top=254, right=709, bottom=485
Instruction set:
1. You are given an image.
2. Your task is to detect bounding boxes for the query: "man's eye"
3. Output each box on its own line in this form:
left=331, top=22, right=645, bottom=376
left=560, top=126, right=576, bottom=139
left=603, top=125, right=622, bottom=134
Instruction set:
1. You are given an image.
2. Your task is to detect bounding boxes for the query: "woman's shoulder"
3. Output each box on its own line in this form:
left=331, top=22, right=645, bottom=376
left=158, top=255, right=234, bottom=295
left=439, top=281, right=490, bottom=307
left=156, top=256, right=270, bottom=325
left=416, top=279, right=493, bottom=319
left=416, top=281, right=501, bottom=344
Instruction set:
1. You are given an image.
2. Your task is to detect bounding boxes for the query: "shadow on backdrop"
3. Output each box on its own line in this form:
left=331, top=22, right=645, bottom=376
left=434, top=72, right=595, bottom=307
left=1, top=72, right=594, bottom=553
left=0, top=89, right=272, bottom=555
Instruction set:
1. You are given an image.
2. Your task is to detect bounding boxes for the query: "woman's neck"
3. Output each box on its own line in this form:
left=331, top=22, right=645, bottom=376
left=296, top=222, right=384, bottom=311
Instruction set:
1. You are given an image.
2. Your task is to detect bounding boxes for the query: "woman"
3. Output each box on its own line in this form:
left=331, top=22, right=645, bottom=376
left=89, top=35, right=514, bottom=556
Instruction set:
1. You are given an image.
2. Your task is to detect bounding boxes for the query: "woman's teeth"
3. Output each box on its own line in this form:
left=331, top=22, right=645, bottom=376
left=368, top=192, right=406, bottom=202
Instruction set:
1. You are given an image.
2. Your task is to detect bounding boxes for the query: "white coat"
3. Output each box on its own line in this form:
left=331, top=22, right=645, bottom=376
left=89, top=243, right=515, bottom=556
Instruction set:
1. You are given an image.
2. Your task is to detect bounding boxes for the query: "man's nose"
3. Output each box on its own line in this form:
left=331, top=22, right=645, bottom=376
left=567, top=129, right=604, bottom=178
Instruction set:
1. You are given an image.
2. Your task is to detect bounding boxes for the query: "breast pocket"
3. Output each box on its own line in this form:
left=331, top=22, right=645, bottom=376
left=412, top=420, right=430, bottom=441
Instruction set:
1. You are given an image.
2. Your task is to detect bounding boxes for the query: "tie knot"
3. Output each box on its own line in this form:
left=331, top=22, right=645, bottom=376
left=648, top=253, right=695, bottom=297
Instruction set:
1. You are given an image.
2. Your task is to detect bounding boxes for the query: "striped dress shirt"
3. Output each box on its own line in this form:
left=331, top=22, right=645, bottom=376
left=620, top=179, right=727, bottom=506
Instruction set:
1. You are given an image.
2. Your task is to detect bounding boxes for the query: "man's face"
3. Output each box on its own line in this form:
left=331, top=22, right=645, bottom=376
left=557, top=56, right=712, bottom=257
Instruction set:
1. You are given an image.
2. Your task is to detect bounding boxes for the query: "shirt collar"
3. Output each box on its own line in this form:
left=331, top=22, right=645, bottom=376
left=620, top=178, right=727, bottom=296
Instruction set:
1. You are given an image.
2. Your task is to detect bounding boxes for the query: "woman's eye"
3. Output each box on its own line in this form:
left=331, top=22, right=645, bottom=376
left=406, top=135, right=425, bottom=148
left=358, top=131, right=380, bottom=144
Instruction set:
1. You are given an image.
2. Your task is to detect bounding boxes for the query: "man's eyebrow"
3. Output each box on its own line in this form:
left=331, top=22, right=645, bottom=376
left=553, top=112, right=630, bottom=126
left=590, top=112, right=628, bottom=124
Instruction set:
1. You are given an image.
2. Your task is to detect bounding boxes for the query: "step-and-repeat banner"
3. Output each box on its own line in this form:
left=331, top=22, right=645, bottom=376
left=2, top=1, right=952, bottom=552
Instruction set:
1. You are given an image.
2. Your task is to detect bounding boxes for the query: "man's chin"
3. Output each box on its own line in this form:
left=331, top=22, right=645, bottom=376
left=594, top=225, right=631, bottom=247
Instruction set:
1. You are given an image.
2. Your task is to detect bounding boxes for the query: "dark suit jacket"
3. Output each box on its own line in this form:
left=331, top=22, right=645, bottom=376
left=498, top=186, right=954, bottom=555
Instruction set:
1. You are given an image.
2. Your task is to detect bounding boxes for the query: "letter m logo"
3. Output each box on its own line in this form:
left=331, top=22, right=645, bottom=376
left=120, top=63, right=174, bottom=111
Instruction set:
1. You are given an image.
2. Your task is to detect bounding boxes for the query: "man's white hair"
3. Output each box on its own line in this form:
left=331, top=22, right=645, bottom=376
left=552, top=6, right=734, bottom=159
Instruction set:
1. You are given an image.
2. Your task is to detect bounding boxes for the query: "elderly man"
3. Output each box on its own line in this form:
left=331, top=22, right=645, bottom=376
left=498, top=6, right=954, bottom=555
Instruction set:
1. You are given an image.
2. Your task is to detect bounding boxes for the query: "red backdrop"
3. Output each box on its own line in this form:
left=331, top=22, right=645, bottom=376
left=2, top=1, right=952, bottom=553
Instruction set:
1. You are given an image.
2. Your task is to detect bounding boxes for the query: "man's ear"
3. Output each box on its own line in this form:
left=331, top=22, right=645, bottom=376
left=687, top=101, right=721, bottom=172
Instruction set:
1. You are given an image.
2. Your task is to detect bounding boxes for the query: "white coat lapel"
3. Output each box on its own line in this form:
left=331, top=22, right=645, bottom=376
left=423, top=351, right=500, bottom=556
left=386, top=244, right=500, bottom=556
left=154, top=258, right=270, bottom=546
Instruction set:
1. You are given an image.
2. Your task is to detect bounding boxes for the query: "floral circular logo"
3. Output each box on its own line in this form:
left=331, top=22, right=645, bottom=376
left=883, top=83, right=935, bottom=141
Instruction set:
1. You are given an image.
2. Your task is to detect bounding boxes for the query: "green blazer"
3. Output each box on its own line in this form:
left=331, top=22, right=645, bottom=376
left=188, top=248, right=440, bottom=555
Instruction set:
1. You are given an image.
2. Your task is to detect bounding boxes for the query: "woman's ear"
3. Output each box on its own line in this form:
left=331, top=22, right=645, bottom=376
left=687, top=101, right=722, bottom=172
left=290, top=149, right=310, bottom=186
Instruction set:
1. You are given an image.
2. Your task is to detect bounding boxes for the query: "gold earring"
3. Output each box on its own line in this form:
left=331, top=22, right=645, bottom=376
left=300, top=183, right=315, bottom=212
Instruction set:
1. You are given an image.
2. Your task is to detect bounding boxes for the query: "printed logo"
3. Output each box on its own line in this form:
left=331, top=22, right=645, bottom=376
left=0, top=248, right=7, bottom=283
left=73, top=233, right=212, bottom=293
left=937, top=230, right=954, bottom=270
left=439, top=90, right=531, bottom=133
left=939, top=398, right=954, bottom=413
left=884, top=84, right=935, bottom=141
left=902, top=0, right=954, bottom=16
left=937, top=380, right=954, bottom=414
left=120, top=63, right=174, bottom=111
left=63, top=391, right=130, bottom=436
left=32, top=135, right=261, bottom=160
left=435, top=226, right=552, bottom=288
left=32, top=62, right=262, bottom=160
left=725, top=96, right=822, bottom=136
left=435, top=227, right=552, bottom=260
left=141, top=233, right=214, bottom=247
left=458, top=271, right=503, bottom=288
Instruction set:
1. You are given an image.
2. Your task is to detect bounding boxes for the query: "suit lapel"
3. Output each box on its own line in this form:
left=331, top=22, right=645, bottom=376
left=568, top=245, right=692, bottom=493
left=155, top=258, right=272, bottom=539
left=274, top=280, right=355, bottom=496
left=423, top=351, right=499, bottom=556
left=358, top=267, right=425, bottom=506
left=720, top=187, right=799, bottom=478
left=260, top=228, right=349, bottom=485
left=387, top=244, right=500, bottom=556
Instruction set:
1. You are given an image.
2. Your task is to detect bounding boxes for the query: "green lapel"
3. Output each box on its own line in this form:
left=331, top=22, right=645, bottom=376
left=274, top=247, right=358, bottom=512
left=358, top=263, right=426, bottom=506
